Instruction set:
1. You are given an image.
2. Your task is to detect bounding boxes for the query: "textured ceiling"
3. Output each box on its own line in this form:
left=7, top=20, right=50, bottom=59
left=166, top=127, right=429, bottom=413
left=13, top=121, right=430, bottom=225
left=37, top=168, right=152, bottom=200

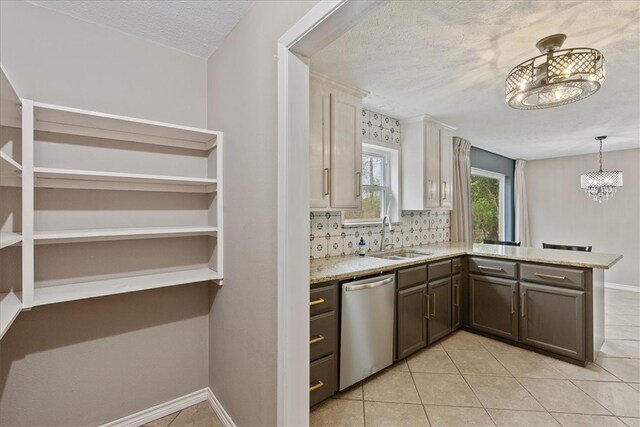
left=27, top=0, right=253, bottom=58
left=311, top=1, right=640, bottom=160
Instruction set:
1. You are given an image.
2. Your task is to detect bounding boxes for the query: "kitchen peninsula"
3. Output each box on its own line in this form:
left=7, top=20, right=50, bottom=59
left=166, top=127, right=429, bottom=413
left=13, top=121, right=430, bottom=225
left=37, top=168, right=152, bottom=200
left=308, top=243, right=622, bottom=406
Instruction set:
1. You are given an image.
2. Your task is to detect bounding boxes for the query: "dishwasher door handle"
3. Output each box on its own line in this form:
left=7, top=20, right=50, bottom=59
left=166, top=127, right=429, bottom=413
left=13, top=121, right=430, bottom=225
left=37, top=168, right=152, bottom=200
left=344, top=277, right=394, bottom=292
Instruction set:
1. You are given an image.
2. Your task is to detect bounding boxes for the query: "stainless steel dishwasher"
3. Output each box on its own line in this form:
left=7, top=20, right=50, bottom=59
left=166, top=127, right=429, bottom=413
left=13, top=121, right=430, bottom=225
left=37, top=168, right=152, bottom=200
left=340, top=274, right=395, bottom=390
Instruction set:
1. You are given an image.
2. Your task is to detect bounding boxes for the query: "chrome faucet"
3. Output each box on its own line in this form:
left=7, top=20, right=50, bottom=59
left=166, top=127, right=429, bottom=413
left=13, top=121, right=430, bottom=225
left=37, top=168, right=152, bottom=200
left=380, top=215, right=394, bottom=252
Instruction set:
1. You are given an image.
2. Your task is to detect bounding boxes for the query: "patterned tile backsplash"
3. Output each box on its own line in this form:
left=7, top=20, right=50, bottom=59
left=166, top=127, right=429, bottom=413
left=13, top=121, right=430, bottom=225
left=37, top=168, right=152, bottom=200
left=362, top=109, right=401, bottom=144
left=310, top=210, right=451, bottom=259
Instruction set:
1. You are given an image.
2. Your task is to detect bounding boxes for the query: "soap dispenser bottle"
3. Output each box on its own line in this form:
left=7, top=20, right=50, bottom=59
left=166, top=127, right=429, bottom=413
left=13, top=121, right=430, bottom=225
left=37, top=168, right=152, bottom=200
left=358, top=237, right=366, bottom=256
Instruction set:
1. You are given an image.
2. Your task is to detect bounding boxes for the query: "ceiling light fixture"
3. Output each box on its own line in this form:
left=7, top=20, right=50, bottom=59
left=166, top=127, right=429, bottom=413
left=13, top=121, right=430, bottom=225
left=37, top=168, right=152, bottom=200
left=580, top=136, right=623, bottom=203
left=505, top=34, right=605, bottom=109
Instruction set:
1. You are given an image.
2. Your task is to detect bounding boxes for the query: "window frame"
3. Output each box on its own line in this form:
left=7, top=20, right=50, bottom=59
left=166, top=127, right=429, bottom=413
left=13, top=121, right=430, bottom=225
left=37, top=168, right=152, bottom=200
left=470, top=167, right=506, bottom=241
left=343, top=146, right=392, bottom=225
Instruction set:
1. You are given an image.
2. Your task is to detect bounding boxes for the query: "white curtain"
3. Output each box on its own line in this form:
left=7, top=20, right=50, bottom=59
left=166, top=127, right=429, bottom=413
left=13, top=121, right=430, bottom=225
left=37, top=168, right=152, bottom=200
left=451, top=137, right=472, bottom=243
left=514, top=159, right=531, bottom=246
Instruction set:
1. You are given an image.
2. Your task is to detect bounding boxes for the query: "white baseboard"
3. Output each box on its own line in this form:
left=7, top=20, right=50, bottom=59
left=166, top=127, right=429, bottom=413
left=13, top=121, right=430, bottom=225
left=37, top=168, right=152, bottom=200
left=102, top=387, right=235, bottom=427
left=207, top=387, right=236, bottom=427
left=606, top=282, right=640, bottom=293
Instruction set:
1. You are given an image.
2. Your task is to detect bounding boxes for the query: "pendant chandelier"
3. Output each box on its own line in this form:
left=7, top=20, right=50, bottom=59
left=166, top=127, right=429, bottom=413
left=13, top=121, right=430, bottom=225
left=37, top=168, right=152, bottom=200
left=506, top=34, right=605, bottom=110
left=580, top=136, right=623, bottom=203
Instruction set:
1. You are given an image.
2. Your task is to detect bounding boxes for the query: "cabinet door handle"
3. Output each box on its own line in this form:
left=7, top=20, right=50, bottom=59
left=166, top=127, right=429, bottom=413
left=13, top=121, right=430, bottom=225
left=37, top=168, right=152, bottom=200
left=427, top=180, right=433, bottom=200
left=323, top=167, right=330, bottom=196
left=309, top=334, right=325, bottom=345
left=478, top=265, right=504, bottom=272
left=431, top=293, right=436, bottom=317
left=424, top=293, right=430, bottom=320
left=534, top=272, right=566, bottom=281
left=456, top=285, right=460, bottom=307
left=441, top=181, right=447, bottom=200
left=511, top=289, right=516, bottom=314
left=520, top=292, right=526, bottom=317
left=356, top=172, right=361, bottom=197
left=309, top=380, right=324, bottom=392
left=310, top=297, right=325, bottom=306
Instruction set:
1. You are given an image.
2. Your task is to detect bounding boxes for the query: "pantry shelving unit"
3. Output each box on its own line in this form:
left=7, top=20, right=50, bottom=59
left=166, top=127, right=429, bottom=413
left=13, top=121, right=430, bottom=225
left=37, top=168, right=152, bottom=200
left=0, top=64, right=23, bottom=339
left=0, top=64, right=224, bottom=338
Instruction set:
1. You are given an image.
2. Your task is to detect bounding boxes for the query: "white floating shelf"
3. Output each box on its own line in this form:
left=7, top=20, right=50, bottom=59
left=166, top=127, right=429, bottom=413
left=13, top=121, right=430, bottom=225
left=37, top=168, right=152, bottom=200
left=33, top=102, right=220, bottom=151
left=34, top=167, right=217, bottom=193
left=33, top=267, right=222, bottom=307
left=0, top=65, right=21, bottom=128
left=0, top=232, right=22, bottom=249
left=0, top=151, right=22, bottom=187
left=34, top=226, right=217, bottom=245
left=0, top=290, right=22, bottom=339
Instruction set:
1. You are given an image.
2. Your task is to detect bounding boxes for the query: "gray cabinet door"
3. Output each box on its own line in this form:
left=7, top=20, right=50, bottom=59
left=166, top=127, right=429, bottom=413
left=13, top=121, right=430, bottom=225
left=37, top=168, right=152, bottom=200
left=428, top=277, right=452, bottom=344
left=397, top=283, right=427, bottom=359
left=469, top=274, right=518, bottom=341
left=520, top=282, right=586, bottom=361
left=452, top=274, right=462, bottom=331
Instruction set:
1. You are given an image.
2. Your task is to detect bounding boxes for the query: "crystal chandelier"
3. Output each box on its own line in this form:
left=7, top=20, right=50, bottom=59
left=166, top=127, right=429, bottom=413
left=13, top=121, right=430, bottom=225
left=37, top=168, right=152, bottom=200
left=506, top=34, right=605, bottom=110
left=580, top=136, right=623, bottom=203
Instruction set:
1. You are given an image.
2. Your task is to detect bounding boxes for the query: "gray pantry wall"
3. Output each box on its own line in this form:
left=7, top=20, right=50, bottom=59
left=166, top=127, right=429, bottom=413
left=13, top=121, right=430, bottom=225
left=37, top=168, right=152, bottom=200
left=0, top=2, right=210, bottom=425
left=205, top=1, right=319, bottom=425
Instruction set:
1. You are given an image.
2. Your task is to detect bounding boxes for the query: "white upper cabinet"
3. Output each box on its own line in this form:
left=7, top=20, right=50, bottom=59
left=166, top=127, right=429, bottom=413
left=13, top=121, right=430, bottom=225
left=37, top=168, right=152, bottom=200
left=309, top=79, right=331, bottom=208
left=309, top=74, right=366, bottom=210
left=401, top=116, right=455, bottom=210
left=439, top=127, right=454, bottom=209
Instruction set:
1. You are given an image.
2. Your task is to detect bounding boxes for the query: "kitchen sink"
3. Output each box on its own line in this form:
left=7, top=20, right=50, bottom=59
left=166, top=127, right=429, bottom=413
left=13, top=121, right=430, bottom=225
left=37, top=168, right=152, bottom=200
left=372, top=250, right=432, bottom=260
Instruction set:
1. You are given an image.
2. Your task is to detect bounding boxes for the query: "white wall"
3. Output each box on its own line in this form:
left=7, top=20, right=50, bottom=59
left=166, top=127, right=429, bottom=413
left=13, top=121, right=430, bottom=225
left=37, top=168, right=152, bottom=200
left=0, top=2, right=210, bottom=425
left=205, top=1, right=317, bottom=425
left=0, top=1, right=207, bottom=128
left=526, top=148, right=640, bottom=287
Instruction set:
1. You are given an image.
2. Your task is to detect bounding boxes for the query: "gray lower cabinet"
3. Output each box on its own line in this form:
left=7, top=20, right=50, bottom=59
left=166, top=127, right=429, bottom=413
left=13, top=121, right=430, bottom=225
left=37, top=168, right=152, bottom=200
left=519, top=281, right=586, bottom=361
left=469, top=274, right=519, bottom=341
left=397, top=283, right=427, bottom=359
left=452, top=274, right=462, bottom=330
left=310, top=281, right=338, bottom=407
left=428, top=277, right=452, bottom=343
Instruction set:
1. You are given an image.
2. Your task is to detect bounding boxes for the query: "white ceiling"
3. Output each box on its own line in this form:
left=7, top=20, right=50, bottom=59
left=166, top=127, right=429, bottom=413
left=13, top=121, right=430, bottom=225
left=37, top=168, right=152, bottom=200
left=27, top=0, right=253, bottom=58
left=311, top=1, right=640, bottom=160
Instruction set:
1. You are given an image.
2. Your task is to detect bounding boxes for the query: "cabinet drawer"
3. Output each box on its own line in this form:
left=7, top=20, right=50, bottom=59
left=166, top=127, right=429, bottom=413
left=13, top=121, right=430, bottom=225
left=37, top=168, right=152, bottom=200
left=520, top=264, right=585, bottom=290
left=429, top=259, right=452, bottom=281
left=310, top=284, right=336, bottom=316
left=310, top=354, right=336, bottom=407
left=397, top=264, right=427, bottom=290
left=310, top=311, right=337, bottom=362
left=469, top=257, right=517, bottom=279
left=452, top=257, right=464, bottom=275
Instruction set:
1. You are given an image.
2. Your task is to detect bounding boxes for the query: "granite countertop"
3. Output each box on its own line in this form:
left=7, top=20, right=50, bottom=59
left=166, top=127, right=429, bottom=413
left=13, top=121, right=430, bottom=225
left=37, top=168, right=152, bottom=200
left=310, top=242, right=623, bottom=284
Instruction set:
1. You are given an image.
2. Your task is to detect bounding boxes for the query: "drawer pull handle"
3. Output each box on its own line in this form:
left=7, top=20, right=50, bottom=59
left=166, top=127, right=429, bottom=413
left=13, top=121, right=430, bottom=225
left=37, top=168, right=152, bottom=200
left=478, top=265, right=504, bottom=272
left=310, top=297, right=325, bottom=306
left=534, top=272, right=566, bottom=281
left=309, top=380, right=324, bottom=392
left=309, top=335, right=325, bottom=345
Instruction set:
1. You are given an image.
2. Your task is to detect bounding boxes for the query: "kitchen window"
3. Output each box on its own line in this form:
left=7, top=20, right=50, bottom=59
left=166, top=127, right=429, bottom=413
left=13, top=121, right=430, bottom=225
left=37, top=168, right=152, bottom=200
left=471, top=167, right=506, bottom=243
left=343, top=147, right=393, bottom=224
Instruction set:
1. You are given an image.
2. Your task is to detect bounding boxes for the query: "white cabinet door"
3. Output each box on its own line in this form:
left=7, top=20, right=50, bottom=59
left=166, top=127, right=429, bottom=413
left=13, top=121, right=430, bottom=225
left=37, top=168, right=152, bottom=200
left=424, top=122, right=441, bottom=209
left=439, top=128, right=453, bottom=209
left=330, top=91, right=362, bottom=209
left=309, top=80, right=331, bottom=208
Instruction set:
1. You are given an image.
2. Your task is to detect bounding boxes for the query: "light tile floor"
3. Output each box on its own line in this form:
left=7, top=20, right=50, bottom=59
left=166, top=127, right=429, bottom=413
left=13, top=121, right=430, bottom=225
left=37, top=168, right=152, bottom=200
left=310, top=288, right=640, bottom=427
left=143, top=288, right=639, bottom=426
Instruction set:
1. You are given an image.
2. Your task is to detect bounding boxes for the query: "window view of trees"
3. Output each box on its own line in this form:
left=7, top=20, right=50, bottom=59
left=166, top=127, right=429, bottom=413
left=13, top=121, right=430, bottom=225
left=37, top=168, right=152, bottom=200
left=344, top=153, right=385, bottom=221
left=471, top=174, right=500, bottom=243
